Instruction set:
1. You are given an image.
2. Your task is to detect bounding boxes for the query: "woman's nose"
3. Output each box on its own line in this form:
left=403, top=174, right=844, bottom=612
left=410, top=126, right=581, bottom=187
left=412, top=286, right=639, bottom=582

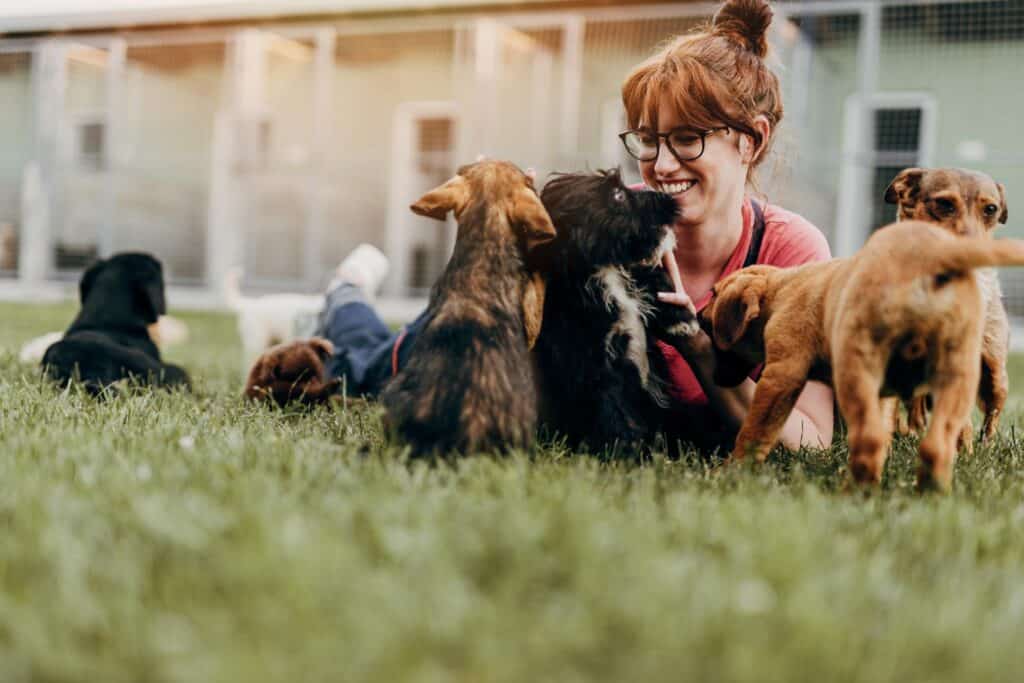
left=654, top=142, right=681, bottom=176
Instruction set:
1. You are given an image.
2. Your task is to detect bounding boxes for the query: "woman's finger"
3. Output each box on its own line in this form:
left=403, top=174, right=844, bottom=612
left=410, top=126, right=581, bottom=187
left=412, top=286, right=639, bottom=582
left=657, top=290, right=696, bottom=315
left=662, top=249, right=684, bottom=294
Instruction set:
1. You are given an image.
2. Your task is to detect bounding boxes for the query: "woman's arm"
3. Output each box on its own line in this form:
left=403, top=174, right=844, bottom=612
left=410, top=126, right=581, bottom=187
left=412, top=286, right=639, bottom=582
left=673, top=327, right=834, bottom=449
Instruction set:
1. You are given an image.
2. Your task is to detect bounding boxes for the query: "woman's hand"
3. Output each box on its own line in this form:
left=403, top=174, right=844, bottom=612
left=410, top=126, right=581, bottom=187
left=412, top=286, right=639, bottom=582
left=654, top=249, right=706, bottom=356
left=657, top=249, right=695, bottom=315
left=653, top=250, right=833, bottom=450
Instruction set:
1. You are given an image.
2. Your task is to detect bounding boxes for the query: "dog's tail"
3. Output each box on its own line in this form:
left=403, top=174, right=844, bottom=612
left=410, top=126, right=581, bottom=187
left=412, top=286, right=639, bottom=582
left=222, top=266, right=244, bottom=310
left=923, top=236, right=1024, bottom=274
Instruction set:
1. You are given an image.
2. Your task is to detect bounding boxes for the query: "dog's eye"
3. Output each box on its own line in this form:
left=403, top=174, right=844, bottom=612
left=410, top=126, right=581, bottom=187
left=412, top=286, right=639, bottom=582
left=984, top=204, right=999, bottom=217
left=612, top=188, right=626, bottom=203
left=934, top=198, right=956, bottom=215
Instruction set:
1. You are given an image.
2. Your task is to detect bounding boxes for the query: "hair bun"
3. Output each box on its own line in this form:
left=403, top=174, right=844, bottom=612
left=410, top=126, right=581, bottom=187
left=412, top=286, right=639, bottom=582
left=712, top=0, right=772, bottom=58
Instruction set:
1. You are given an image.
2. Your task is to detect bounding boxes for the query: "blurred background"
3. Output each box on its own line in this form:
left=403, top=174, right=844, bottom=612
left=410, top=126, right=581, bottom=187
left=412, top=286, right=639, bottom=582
left=0, top=0, right=1021, bottom=313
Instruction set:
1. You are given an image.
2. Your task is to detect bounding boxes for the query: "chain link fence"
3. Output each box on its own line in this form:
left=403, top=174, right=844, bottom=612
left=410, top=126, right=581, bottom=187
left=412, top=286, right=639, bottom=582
left=0, top=0, right=1022, bottom=305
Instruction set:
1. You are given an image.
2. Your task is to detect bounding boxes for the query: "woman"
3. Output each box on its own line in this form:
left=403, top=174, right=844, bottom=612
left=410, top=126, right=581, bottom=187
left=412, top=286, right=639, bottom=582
left=316, top=0, right=832, bottom=453
left=620, top=0, right=834, bottom=450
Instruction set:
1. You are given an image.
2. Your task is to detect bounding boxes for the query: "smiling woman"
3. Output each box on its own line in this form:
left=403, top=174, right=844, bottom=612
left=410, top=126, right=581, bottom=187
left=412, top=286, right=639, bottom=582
left=619, top=0, right=835, bottom=454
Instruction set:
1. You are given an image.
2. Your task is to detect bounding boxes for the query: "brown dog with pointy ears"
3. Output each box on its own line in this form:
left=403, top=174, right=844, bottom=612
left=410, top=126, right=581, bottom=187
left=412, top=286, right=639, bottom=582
left=380, top=160, right=556, bottom=457
left=700, top=220, right=1024, bottom=492
left=244, top=337, right=341, bottom=407
left=885, top=167, right=1010, bottom=440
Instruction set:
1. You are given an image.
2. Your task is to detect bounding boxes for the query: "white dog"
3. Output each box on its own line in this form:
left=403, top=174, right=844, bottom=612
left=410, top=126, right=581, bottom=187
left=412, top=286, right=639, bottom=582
left=223, top=267, right=324, bottom=371
left=226, top=245, right=390, bottom=374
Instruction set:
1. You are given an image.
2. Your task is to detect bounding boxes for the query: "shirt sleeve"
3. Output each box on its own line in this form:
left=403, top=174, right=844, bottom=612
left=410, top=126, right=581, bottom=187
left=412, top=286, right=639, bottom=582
left=759, top=209, right=832, bottom=268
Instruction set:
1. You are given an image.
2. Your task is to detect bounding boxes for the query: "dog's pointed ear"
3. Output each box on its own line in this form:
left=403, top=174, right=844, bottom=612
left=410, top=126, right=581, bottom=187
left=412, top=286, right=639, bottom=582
left=521, top=271, right=546, bottom=350
left=513, top=188, right=557, bottom=253
left=79, top=258, right=107, bottom=303
left=309, top=337, right=335, bottom=361
left=411, top=175, right=470, bottom=221
left=997, top=182, right=1009, bottom=224
left=710, top=280, right=762, bottom=350
left=885, top=167, right=924, bottom=206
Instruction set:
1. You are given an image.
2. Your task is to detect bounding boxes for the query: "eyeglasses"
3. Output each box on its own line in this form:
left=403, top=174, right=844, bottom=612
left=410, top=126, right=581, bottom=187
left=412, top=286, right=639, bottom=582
left=619, top=126, right=730, bottom=163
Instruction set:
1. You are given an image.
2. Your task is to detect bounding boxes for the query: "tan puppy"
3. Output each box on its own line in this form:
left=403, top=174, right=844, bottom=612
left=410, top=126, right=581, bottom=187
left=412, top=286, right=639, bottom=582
left=244, top=337, right=341, bottom=407
left=885, top=167, right=1009, bottom=439
left=701, top=221, right=1024, bottom=492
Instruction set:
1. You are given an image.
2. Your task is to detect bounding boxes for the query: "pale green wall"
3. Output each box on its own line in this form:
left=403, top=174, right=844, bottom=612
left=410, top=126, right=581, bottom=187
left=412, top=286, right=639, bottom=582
left=795, top=32, right=1024, bottom=243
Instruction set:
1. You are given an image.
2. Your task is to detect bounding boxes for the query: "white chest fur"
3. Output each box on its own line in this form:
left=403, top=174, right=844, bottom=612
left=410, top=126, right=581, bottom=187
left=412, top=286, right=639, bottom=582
left=594, top=266, right=655, bottom=388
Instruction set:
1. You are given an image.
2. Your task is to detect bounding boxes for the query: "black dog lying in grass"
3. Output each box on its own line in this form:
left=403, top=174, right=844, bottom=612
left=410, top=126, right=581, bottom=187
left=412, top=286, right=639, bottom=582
left=534, top=168, right=698, bottom=455
left=42, top=252, right=190, bottom=394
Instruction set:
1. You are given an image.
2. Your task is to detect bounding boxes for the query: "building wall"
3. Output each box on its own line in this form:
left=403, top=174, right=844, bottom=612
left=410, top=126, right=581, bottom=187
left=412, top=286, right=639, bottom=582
left=0, top=2, right=1022, bottom=299
left=787, top=28, right=1024, bottom=244
left=0, top=53, right=33, bottom=274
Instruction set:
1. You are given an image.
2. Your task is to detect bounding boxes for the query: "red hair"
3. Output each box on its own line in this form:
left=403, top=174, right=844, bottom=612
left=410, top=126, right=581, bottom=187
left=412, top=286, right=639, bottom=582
left=621, top=0, right=783, bottom=173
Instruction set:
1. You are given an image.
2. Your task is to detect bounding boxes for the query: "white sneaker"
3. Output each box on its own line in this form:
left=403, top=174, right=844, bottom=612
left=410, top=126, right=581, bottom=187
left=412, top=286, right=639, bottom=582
left=329, top=243, right=390, bottom=299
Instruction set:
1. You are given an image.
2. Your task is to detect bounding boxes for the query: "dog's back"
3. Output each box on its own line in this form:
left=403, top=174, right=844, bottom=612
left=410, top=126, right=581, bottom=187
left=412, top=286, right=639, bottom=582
left=43, top=331, right=189, bottom=394
left=830, top=222, right=1024, bottom=398
left=383, top=299, right=537, bottom=455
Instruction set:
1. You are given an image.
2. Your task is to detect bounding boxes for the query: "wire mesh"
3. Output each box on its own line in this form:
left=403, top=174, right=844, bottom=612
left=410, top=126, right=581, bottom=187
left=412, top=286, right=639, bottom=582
left=0, top=1, right=1022, bottom=304
left=0, top=51, right=31, bottom=278
left=116, top=41, right=225, bottom=283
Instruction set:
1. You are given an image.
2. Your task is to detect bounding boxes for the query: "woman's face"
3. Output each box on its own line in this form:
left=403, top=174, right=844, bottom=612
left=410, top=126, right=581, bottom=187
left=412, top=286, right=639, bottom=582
left=638, top=98, right=751, bottom=228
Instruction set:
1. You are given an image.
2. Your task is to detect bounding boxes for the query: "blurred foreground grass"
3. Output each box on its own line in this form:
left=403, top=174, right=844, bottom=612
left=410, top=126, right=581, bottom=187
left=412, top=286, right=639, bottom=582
left=1, top=301, right=1024, bottom=682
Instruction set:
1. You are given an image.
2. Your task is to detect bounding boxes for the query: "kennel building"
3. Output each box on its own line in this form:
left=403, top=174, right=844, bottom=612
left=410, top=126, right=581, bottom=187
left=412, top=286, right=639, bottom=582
left=0, top=0, right=1022, bottom=312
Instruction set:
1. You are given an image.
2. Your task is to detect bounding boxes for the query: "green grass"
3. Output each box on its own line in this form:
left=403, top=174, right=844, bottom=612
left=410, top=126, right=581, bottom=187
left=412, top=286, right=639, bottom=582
left=2, top=300, right=1024, bottom=682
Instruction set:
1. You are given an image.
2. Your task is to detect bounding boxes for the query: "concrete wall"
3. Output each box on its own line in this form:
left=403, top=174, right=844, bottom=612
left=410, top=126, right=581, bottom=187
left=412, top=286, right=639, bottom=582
left=0, top=6, right=1022, bottom=295
left=0, top=53, right=33, bottom=274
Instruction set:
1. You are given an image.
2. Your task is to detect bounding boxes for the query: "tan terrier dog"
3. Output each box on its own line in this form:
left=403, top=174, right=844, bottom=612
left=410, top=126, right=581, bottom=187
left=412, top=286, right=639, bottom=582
left=701, top=221, right=1024, bottom=492
left=885, top=167, right=1009, bottom=440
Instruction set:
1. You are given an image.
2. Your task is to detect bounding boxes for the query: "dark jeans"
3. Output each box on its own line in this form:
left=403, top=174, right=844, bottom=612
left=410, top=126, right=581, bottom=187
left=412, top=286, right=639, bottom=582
left=315, top=284, right=429, bottom=398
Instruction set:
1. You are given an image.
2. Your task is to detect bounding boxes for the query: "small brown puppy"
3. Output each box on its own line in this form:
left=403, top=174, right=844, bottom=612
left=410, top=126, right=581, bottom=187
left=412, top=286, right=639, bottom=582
left=244, top=337, right=341, bottom=407
left=701, top=221, right=1024, bottom=492
left=885, top=167, right=1010, bottom=439
left=380, top=159, right=556, bottom=457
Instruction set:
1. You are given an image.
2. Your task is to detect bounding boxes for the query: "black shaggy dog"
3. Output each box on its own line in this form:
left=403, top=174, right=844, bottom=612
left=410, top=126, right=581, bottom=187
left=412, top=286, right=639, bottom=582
left=42, top=252, right=190, bottom=394
left=380, top=160, right=556, bottom=457
left=534, top=168, right=698, bottom=455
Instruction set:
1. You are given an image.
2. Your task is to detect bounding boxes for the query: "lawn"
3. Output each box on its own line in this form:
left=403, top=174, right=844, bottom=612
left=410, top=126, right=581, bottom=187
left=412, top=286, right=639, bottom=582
left=2, top=300, right=1024, bottom=682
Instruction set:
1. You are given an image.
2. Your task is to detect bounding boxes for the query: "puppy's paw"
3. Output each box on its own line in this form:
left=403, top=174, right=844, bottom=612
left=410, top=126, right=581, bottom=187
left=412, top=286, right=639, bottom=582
left=664, top=318, right=701, bottom=339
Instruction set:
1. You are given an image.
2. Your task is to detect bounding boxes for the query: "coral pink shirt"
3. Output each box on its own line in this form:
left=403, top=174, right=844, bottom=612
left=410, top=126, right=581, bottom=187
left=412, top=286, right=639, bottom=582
left=659, top=198, right=831, bottom=406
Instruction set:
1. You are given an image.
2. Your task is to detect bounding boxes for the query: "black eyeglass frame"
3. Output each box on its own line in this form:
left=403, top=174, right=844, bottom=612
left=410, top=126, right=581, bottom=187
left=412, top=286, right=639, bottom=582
left=618, top=126, right=731, bottom=163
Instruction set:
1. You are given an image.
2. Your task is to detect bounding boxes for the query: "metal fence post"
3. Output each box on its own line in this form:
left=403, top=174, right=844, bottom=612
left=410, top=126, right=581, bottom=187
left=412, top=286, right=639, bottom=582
left=835, top=1, right=880, bottom=257
left=100, top=38, right=125, bottom=260
left=20, top=40, right=66, bottom=287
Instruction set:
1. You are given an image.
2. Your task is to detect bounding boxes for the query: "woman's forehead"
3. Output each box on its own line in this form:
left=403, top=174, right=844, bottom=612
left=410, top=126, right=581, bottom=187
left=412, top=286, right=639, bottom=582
left=637, top=96, right=675, bottom=129
left=638, top=92, right=717, bottom=131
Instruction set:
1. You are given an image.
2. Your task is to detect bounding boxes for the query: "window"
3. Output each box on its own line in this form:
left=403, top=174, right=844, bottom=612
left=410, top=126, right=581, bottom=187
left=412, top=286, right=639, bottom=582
left=76, top=120, right=106, bottom=171
left=835, top=92, right=935, bottom=257
left=417, top=118, right=453, bottom=175
left=869, top=107, right=924, bottom=231
left=235, top=116, right=272, bottom=171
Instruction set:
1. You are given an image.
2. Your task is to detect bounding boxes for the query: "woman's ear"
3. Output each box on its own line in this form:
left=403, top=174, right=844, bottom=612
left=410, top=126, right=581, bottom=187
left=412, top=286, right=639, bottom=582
left=744, top=115, right=771, bottom=164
